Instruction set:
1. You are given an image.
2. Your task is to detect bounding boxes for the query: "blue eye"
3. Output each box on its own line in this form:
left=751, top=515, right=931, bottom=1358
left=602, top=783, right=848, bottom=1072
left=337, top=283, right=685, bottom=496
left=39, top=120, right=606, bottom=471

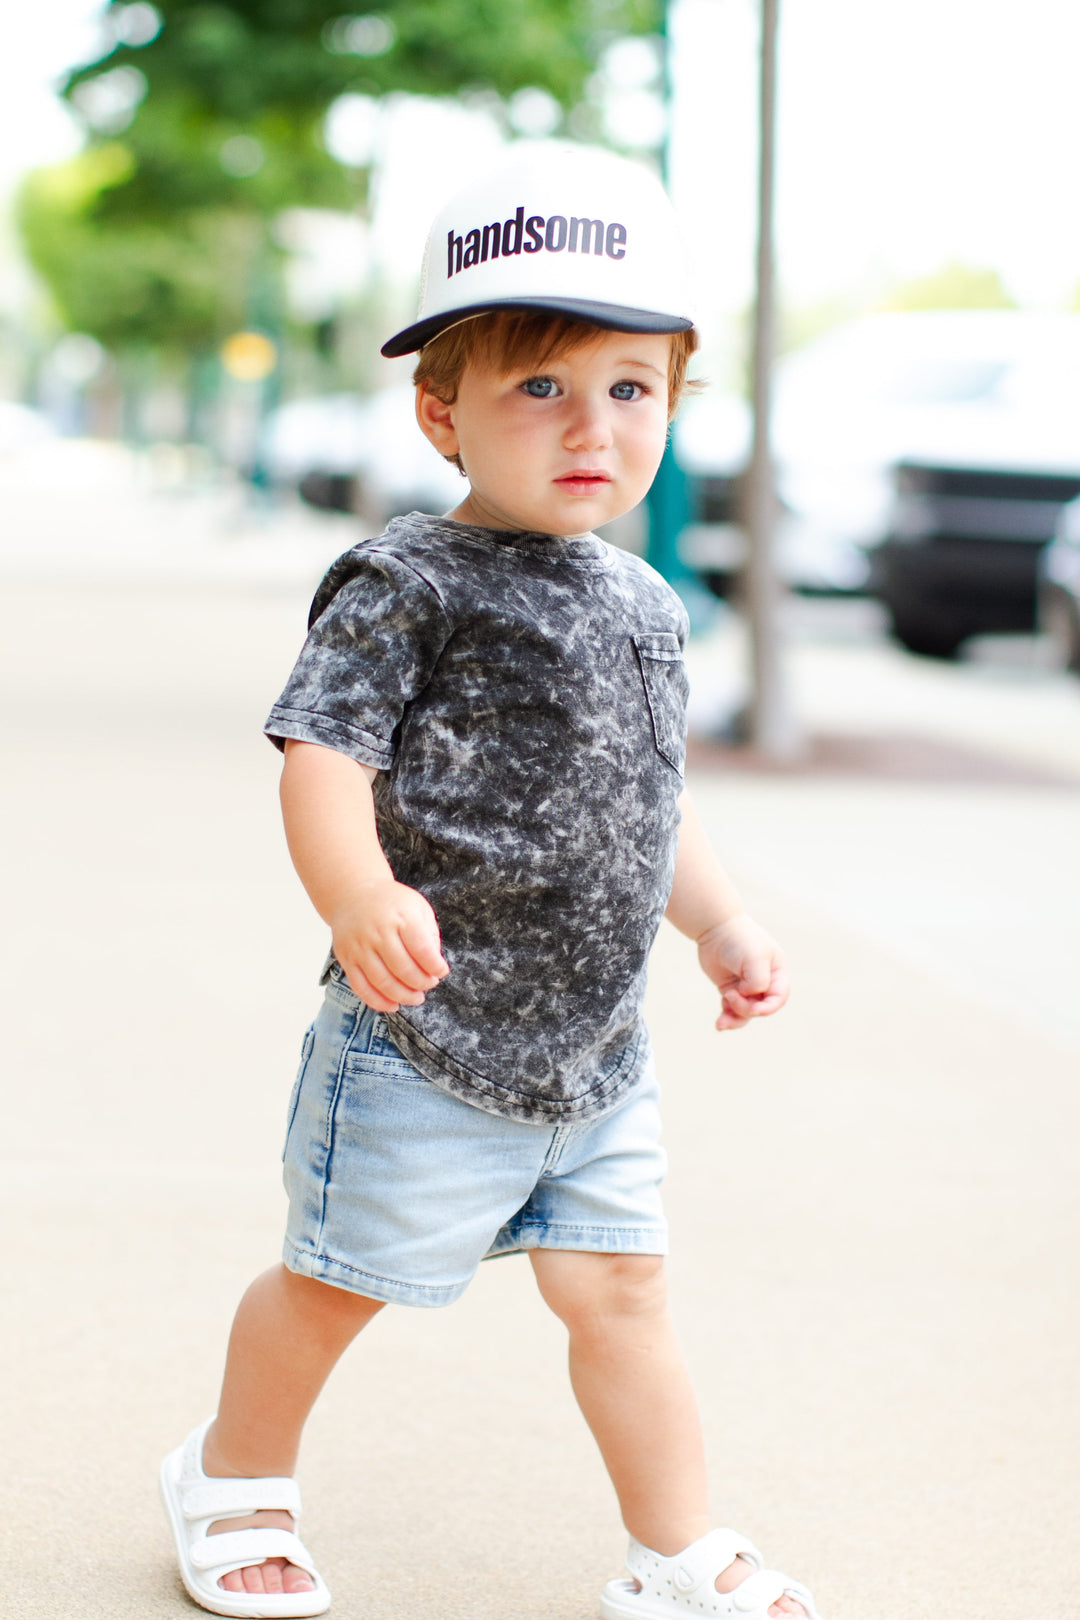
left=522, top=375, right=558, bottom=397
left=610, top=380, right=643, bottom=401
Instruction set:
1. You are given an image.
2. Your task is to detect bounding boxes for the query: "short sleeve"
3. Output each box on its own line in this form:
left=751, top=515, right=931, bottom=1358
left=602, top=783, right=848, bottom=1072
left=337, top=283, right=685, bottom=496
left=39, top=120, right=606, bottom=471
left=264, top=546, right=452, bottom=770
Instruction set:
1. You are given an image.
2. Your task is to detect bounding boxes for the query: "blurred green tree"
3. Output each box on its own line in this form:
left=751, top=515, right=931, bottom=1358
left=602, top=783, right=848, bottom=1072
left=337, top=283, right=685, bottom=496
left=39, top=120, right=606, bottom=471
left=20, top=0, right=659, bottom=362
left=19, top=144, right=251, bottom=352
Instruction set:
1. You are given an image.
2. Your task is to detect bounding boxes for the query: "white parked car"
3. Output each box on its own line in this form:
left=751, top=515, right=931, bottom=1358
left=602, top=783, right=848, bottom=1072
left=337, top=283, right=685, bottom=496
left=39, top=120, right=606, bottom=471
left=262, top=385, right=464, bottom=523
left=677, top=311, right=1080, bottom=651
left=0, top=400, right=55, bottom=453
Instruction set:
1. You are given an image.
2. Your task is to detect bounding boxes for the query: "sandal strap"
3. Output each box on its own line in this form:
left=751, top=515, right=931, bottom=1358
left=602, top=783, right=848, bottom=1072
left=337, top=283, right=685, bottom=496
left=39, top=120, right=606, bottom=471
left=182, top=1477, right=302, bottom=1520
left=628, top=1528, right=763, bottom=1593
left=188, top=1528, right=317, bottom=1576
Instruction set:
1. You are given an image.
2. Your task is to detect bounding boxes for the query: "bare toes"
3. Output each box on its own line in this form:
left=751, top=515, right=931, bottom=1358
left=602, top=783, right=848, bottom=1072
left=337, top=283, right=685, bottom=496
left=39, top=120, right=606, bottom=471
left=241, top=1563, right=266, bottom=1593
left=219, top=1561, right=314, bottom=1595
left=261, top=1560, right=286, bottom=1594
left=238, top=1560, right=284, bottom=1593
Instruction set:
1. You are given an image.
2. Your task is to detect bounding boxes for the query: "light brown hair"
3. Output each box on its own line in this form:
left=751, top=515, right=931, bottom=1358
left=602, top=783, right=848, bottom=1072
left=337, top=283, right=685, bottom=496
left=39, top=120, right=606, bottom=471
left=413, top=309, right=700, bottom=470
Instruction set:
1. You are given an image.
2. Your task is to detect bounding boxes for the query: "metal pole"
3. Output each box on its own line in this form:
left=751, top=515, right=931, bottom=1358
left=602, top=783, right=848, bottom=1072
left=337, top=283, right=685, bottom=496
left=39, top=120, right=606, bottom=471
left=745, top=0, right=803, bottom=757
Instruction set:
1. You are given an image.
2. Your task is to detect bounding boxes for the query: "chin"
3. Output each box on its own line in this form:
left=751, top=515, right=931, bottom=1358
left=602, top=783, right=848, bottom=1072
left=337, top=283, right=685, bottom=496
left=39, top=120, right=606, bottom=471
left=552, top=495, right=621, bottom=528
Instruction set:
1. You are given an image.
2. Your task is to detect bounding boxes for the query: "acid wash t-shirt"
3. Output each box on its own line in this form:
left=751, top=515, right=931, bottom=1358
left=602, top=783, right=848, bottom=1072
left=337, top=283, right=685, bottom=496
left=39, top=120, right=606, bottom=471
left=265, top=512, right=689, bottom=1124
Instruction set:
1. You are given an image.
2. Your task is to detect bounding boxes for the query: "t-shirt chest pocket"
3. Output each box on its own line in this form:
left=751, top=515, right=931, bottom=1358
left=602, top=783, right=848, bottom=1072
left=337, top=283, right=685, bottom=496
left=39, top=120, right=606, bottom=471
left=633, top=632, right=689, bottom=776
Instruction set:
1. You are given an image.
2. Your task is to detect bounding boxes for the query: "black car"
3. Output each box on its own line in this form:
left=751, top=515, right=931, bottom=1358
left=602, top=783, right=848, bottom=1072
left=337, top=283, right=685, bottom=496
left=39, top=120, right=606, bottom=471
left=873, top=461, right=1080, bottom=658
left=1039, top=494, right=1080, bottom=673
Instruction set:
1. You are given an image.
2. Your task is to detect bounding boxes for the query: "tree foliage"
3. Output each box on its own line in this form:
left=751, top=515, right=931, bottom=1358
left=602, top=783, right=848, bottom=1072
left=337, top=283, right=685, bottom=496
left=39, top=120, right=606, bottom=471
left=19, top=147, right=263, bottom=351
left=20, top=0, right=659, bottom=356
left=66, top=0, right=658, bottom=127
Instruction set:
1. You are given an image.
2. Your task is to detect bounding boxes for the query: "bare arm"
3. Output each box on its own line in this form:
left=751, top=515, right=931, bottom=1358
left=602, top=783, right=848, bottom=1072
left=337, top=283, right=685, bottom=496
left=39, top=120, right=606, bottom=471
left=666, top=789, right=789, bottom=1031
left=280, top=739, right=448, bottom=1014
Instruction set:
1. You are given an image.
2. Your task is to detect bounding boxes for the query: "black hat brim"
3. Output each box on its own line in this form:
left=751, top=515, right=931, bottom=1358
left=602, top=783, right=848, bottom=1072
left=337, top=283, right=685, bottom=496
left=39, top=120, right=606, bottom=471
left=381, top=297, right=693, bottom=359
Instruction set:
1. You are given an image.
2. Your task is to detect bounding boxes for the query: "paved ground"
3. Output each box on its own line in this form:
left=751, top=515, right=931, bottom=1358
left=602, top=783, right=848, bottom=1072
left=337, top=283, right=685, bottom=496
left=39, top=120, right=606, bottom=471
left=2, top=471, right=1079, bottom=1618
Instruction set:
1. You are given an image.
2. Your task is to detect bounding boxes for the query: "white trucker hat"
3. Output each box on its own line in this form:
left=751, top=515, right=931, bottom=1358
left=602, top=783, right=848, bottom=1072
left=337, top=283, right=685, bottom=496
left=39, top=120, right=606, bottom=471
left=381, top=142, right=695, bottom=358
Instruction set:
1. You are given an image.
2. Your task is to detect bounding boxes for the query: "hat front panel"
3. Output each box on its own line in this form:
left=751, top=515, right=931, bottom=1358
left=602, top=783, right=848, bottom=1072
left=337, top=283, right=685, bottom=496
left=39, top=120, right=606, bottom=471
left=392, top=145, right=693, bottom=355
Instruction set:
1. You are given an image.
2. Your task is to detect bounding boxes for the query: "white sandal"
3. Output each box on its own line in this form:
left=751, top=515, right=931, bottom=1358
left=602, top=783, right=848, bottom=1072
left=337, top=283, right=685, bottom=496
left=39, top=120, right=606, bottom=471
left=159, top=1418, right=332, bottom=1618
left=600, top=1528, right=823, bottom=1620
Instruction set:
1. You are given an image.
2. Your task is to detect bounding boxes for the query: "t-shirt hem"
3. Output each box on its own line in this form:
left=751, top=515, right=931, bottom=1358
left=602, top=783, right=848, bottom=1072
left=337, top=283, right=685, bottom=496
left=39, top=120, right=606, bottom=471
left=384, top=1012, right=650, bottom=1125
left=264, top=706, right=394, bottom=771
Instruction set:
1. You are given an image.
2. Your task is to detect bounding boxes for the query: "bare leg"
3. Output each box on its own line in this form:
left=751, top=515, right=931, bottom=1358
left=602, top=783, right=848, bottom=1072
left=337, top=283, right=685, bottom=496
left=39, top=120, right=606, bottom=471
left=530, top=1251, right=805, bottom=1619
left=201, top=1264, right=384, bottom=1597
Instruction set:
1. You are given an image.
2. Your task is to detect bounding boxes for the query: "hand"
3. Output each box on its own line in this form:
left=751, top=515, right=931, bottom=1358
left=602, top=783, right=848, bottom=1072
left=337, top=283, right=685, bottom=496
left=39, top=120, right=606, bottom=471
left=331, top=879, right=449, bottom=1014
left=696, top=913, right=789, bottom=1032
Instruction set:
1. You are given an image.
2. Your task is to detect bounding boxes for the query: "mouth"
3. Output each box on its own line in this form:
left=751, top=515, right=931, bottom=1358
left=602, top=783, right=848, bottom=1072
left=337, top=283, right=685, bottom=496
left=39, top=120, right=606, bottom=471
left=554, top=470, right=613, bottom=494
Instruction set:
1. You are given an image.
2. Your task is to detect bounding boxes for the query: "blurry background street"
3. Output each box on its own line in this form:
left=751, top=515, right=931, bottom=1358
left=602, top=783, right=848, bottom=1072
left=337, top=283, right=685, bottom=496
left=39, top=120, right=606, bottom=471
left=4, top=1, right=1080, bottom=1616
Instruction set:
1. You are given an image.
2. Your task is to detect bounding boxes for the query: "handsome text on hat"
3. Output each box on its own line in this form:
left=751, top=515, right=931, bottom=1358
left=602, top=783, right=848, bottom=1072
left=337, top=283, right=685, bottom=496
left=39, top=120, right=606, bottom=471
left=447, top=206, right=627, bottom=280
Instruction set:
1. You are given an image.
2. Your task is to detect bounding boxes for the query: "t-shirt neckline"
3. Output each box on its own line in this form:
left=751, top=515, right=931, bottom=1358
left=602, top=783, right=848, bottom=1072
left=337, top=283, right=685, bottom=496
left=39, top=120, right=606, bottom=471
left=393, top=511, right=608, bottom=563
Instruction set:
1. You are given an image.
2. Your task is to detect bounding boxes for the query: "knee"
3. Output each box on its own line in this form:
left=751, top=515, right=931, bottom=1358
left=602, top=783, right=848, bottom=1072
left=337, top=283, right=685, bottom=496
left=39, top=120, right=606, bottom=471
left=534, top=1251, right=668, bottom=1337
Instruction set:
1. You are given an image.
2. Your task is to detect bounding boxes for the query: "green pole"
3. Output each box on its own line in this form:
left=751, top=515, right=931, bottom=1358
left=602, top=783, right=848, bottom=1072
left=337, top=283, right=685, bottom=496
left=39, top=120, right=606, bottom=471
left=247, top=225, right=283, bottom=498
left=645, top=440, right=692, bottom=584
left=644, top=0, right=712, bottom=630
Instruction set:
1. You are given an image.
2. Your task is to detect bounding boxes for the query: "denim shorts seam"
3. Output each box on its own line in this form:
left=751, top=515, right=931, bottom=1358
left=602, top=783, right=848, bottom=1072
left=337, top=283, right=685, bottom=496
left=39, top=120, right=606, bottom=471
left=538, top=1122, right=574, bottom=1176
left=326, top=985, right=424, bottom=1073
left=316, top=997, right=367, bottom=1253
left=281, top=1025, right=316, bottom=1165
left=491, top=1223, right=667, bottom=1254
left=283, top=1239, right=466, bottom=1304
left=509, top=1220, right=667, bottom=1236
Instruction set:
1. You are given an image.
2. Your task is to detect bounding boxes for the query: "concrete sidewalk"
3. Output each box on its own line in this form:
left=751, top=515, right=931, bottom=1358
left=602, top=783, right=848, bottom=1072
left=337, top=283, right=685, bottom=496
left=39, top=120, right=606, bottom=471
left=2, top=572, right=1078, bottom=1620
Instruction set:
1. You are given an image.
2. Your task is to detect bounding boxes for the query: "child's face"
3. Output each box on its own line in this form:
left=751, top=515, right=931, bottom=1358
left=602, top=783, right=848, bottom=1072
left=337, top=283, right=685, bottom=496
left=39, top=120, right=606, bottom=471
left=417, top=329, right=672, bottom=536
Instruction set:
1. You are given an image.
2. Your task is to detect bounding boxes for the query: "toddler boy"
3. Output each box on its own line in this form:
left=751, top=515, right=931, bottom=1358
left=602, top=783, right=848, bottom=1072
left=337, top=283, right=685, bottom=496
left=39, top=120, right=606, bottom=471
left=160, top=143, right=822, bottom=1620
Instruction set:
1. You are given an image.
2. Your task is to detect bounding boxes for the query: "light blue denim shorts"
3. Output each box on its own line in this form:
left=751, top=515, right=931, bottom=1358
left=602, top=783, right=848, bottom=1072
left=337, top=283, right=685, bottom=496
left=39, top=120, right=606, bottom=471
left=281, top=969, right=668, bottom=1307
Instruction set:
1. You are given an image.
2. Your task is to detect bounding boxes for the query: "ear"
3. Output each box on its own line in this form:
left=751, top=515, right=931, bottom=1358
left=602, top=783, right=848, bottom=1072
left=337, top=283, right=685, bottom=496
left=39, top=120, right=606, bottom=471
left=415, top=383, right=460, bottom=460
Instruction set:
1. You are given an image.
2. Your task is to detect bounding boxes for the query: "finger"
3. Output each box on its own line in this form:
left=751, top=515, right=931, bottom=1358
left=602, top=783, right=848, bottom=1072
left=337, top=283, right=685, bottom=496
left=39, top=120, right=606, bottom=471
left=360, top=953, right=429, bottom=1006
left=731, top=962, right=790, bottom=1009
left=374, top=929, right=445, bottom=992
left=722, top=989, right=786, bottom=1022
left=343, top=963, right=402, bottom=1014
left=727, top=983, right=787, bottom=1013
left=734, top=955, right=775, bottom=996
left=397, top=911, right=450, bottom=980
left=342, top=940, right=434, bottom=1004
left=768, top=966, right=791, bottom=1007
left=716, top=979, right=788, bottom=1027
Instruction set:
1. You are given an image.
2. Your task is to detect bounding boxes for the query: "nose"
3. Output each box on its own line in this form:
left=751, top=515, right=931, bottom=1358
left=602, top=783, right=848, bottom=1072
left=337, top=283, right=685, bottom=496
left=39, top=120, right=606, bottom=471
left=562, top=392, right=612, bottom=453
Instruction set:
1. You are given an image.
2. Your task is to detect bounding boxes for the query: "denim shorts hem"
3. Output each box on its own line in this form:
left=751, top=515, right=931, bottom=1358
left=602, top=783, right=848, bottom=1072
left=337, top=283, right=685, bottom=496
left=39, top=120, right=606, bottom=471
left=485, top=1221, right=669, bottom=1257
left=282, top=1241, right=470, bottom=1309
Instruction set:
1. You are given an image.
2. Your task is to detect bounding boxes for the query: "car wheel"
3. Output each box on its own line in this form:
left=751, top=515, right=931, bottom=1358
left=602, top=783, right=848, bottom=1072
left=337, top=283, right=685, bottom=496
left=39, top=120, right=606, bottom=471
left=298, top=471, right=359, bottom=514
left=701, top=568, right=736, bottom=601
left=888, top=611, right=966, bottom=660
